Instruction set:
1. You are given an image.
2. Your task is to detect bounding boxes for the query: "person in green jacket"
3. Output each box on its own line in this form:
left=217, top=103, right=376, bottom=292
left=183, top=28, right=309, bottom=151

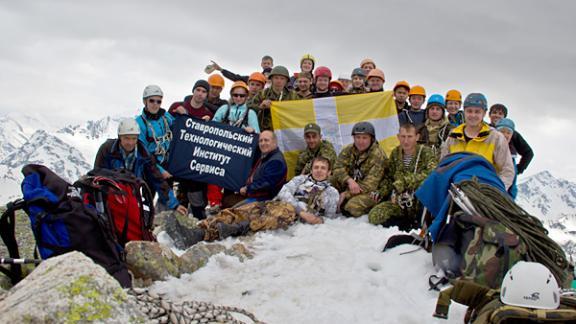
left=247, top=65, right=297, bottom=130
left=331, top=122, right=386, bottom=217
left=368, top=124, right=437, bottom=230
left=294, top=123, right=337, bottom=175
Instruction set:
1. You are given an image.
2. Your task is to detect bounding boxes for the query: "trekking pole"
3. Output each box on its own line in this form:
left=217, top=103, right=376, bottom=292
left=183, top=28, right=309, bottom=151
left=0, top=257, right=42, bottom=265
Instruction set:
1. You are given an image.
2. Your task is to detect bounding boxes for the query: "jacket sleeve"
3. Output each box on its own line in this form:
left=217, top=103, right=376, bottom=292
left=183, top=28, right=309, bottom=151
left=221, top=69, right=248, bottom=83
left=212, top=105, right=227, bottom=123
left=358, top=154, right=385, bottom=193
left=247, top=109, right=260, bottom=133
left=143, top=156, right=179, bottom=209
left=331, top=147, right=352, bottom=187
left=511, top=131, right=534, bottom=174
left=247, top=160, right=287, bottom=193
left=94, top=142, right=109, bottom=170
left=247, top=90, right=264, bottom=110
left=294, top=151, right=306, bottom=176
left=493, top=132, right=516, bottom=190
left=276, top=176, right=307, bottom=213
left=322, top=187, right=340, bottom=218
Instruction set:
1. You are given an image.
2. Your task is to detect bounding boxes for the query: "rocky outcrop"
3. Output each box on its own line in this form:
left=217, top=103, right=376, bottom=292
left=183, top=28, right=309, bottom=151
left=0, top=251, right=146, bottom=323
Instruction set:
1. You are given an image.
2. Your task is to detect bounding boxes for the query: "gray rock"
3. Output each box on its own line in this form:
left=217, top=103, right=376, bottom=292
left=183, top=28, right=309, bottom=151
left=125, top=241, right=181, bottom=285
left=179, top=243, right=253, bottom=274
left=0, top=251, right=146, bottom=323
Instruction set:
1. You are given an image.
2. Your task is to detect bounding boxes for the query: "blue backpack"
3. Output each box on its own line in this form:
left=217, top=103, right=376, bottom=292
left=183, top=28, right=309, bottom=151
left=0, top=164, right=131, bottom=287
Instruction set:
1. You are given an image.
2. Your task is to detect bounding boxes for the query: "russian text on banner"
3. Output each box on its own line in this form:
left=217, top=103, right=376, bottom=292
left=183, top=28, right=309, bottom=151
left=167, top=116, right=259, bottom=191
left=271, top=91, right=400, bottom=179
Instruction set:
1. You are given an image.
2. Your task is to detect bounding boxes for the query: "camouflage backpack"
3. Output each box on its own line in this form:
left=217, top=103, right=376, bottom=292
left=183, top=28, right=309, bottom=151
left=434, top=279, right=576, bottom=323
left=462, top=219, right=527, bottom=289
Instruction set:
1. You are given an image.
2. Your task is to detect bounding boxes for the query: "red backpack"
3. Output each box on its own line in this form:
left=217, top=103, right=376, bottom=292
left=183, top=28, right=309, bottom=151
left=76, top=168, right=156, bottom=246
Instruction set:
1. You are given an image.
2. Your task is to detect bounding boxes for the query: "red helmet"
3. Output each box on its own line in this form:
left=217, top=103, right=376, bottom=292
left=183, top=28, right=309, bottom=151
left=314, top=66, right=332, bottom=80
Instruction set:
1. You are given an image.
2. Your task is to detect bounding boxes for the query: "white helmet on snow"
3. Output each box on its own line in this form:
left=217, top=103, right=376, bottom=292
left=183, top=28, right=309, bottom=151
left=143, top=85, right=163, bottom=99
left=118, top=118, right=140, bottom=136
left=500, top=261, right=560, bottom=310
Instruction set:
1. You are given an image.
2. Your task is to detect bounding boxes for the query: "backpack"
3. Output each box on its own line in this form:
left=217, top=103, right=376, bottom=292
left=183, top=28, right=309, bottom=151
left=0, top=164, right=131, bottom=287
left=461, top=217, right=527, bottom=289
left=434, top=279, right=576, bottom=323
left=75, top=168, right=156, bottom=247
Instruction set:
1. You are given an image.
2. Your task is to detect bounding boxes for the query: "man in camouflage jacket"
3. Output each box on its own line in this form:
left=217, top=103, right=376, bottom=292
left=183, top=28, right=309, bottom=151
left=294, top=123, right=337, bottom=176
left=247, top=65, right=297, bottom=130
left=368, top=124, right=437, bottom=231
left=331, top=122, right=386, bottom=217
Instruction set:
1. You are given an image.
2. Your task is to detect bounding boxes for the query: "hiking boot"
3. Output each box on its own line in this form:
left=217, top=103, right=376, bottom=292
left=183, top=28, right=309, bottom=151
left=206, top=205, right=221, bottom=216
left=217, top=221, right=251, bottom=240
left=165, top=214, right=205, bottom=249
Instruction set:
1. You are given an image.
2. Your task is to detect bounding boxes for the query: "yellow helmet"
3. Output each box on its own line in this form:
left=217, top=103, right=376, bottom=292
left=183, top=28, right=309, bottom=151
left=393, top=80, right=410, bottom=91
left=409, top=85, right=426, bottom=97
left=230, top=81, right=249, bottom=93
left=300, top=54, right=316, bottom=65
left=445, top=89, right=462, bottom=102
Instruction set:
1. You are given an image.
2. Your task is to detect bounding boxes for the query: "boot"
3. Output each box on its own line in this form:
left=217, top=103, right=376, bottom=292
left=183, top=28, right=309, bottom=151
left=217, top=220, right=251, bottom=240
left=190, top=206, right=207, bottom=220
left=165, top=214, right=205, bottom=249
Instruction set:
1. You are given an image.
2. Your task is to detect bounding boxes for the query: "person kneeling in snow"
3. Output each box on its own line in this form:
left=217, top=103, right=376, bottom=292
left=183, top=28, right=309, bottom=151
left=368, top=124, right=437, bottom=231
left=277, top=156, right=340, bottom=224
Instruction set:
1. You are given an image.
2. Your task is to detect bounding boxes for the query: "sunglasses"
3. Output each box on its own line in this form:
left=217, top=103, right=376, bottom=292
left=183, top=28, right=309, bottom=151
left=148, top=99, right=162, bottom=104
left=232, top=93, right=247, bottom=98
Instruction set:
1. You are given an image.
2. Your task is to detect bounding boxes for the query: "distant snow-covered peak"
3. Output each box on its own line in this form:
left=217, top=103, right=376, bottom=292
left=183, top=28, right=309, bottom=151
left=0, top=130, right=91, bottom=183
left=58, top=115, right=122, bottom=140
left=0, top=115, right=29, bottom=160
left=516, top=170, right=576, bottom=222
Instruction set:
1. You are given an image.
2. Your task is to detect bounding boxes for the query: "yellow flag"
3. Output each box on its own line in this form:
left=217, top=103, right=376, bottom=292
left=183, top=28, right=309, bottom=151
left=271, top=91, right=400, bottom=179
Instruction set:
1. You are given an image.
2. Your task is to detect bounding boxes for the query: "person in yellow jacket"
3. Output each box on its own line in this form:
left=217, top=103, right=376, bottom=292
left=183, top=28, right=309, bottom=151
left=440, top=93, right=515, bottom=189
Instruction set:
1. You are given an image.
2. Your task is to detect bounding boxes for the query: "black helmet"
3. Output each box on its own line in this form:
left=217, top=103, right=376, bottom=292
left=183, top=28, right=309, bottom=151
left=351, top=121, right=375, bottom=137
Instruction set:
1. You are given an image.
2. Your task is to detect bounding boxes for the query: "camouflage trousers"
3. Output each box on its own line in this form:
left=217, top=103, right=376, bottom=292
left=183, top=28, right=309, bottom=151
left=368, top=201, right=421, bottom=231
left=198, top=201, right=297, bottom=241
left=341, top=193, right=378, bottom=218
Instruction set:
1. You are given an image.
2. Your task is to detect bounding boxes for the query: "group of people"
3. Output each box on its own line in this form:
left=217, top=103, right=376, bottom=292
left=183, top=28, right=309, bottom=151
left=93, top=54, right=534, bottom=246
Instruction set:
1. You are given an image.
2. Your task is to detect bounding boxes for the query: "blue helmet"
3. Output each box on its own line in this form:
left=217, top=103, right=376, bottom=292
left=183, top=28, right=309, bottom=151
left=463, top=93, right=488, bottom=110
left=427, top=94, right=446, bottom=108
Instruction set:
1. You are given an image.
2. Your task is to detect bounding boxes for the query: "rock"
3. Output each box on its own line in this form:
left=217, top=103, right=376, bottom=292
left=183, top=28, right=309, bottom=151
left=125, top=241, right=181, bottom=284
left=228, top=243, right=254, bottom=262
left=179, top=243, right=227, bottom=273
left=0, top=251, right=146, bottom=323
left=179, top=243, right=253, bottom=274
left=161, top=212, right=201, bottom=249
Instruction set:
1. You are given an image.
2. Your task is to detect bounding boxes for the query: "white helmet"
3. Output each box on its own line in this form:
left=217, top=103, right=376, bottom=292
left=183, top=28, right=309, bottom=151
left=142, top=85, right=163, bottom=99
left=118, top=118, right=140, bottom=136
left=500, top=261, right=560, bottom=310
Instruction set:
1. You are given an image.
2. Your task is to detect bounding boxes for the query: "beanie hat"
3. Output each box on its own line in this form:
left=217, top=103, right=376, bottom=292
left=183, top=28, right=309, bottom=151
left=193, top=80, right=210, bottom=92
left=496, top=118, right=515, bottom=132
left=463, top=93, right=488, bottom=110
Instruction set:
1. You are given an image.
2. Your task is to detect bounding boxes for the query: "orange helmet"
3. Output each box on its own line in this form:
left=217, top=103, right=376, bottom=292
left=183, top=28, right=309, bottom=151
left=445, top=89, right=462, bottom=102
left=208, top=74, right=225, bottom=88
left=360, top=58, right=376, bottom=68
left=329, top=80, right=345, bottom=92
left=367, top=68, right=385, bottom=81
left=393, top=80, right=410, bottom=91
left=230, top=81, right=249, bottom=93
left=409, top=85, right=426, bottom=97
left=248, top=72, right=267, bottom=85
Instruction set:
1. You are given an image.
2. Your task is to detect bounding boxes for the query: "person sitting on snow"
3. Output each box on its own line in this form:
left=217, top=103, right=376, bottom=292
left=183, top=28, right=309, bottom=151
left=331, top=121, right=386, bottom=217
left=94, top=118, right=187, bottom=215
left=368, top=124, right=437, bottom=231
left=277, top=157, right=340, bottom=224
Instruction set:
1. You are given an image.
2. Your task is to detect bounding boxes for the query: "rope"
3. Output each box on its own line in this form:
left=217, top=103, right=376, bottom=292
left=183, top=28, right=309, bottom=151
left=457, top=180, right=570, bottom=285
left=128, top=287, right=265, bottom=324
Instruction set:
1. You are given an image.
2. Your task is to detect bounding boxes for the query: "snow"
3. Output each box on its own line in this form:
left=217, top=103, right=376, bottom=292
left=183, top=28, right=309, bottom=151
left=153, top=216, right=467, bottom=324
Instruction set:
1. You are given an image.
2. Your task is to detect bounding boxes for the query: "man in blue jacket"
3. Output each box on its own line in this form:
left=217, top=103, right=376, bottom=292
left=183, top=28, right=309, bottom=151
left=94, top=118, right=187, bottom=215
